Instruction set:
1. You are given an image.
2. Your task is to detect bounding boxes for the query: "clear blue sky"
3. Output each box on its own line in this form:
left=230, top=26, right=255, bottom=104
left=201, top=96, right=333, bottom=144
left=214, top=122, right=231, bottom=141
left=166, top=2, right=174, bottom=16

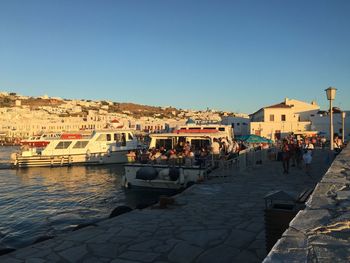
left=0, top=0, right=349, bottom=113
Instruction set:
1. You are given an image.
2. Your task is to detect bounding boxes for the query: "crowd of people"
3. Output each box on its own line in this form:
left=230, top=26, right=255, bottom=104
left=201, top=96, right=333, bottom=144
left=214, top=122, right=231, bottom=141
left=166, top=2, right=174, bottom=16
left=279, top=133, right=345, bottom=176
left=126, top=132, right=346, bottom=175
left=126, top=137, right=244, bottom=167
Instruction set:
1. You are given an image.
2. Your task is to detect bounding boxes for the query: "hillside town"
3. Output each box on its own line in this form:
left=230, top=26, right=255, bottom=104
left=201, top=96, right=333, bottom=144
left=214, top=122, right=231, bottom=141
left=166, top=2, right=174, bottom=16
left=0, top=91, right=348, bottom=144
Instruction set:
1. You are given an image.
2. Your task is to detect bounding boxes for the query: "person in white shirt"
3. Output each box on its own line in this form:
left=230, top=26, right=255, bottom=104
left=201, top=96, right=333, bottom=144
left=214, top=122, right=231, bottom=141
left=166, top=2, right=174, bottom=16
left=211, top=138, right=221, bottom=168
left=303, top=139, right=314, bottom=176
left=333, top=136, right=342, bottom=155
left=211, top=139, right=220, bottom=155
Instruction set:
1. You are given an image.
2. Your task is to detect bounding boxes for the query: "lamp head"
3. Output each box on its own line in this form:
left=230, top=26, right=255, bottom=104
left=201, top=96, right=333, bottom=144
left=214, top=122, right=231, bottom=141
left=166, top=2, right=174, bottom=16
left=325, top=87, right=337, bottom=101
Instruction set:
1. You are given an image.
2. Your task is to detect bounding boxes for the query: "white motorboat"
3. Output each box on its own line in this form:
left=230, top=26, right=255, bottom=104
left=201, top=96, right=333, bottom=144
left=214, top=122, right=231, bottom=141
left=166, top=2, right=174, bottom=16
left=123, top=124, right=234, bottom=189
left=11, top=130, right=139, bottom=168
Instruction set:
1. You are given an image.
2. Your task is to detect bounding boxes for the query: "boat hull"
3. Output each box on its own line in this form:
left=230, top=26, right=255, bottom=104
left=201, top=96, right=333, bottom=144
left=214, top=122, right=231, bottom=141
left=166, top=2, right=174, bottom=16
left=124, top=163, right=207, bottom=190
left=12, top=150, right=129, bottom=168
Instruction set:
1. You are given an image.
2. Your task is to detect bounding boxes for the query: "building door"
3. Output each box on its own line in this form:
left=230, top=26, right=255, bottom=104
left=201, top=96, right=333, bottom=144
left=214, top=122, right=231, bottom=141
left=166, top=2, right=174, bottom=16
left=275, top=130, right=281, bottom=140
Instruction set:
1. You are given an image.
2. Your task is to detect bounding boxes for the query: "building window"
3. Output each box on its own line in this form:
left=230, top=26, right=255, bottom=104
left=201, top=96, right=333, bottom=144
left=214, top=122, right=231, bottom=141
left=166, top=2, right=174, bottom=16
left=281, top=115, right=286, bottom=121
left=270, top=115, right=274, bottom=122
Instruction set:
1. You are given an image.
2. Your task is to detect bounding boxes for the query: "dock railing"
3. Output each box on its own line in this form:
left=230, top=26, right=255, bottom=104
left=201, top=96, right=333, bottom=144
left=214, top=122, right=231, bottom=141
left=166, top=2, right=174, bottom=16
left=212, top=147, right=277, bottom=176
left=133, top=147, right=277, bottom=178
left=238, top=147, right=275, bottom=170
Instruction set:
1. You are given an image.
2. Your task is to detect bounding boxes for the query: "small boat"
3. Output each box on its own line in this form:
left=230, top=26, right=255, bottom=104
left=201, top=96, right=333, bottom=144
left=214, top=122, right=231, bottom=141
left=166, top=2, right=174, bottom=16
left=11, top=130, right=139, bottom=168
left=123, top=124, right=234, bottom=189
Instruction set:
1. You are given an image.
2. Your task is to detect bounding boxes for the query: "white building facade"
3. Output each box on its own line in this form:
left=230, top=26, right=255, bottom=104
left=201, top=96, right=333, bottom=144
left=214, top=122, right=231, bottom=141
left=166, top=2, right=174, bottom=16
left=249, top=98, right=320, bottom=140
left=310, top=111, right=350, bottom=141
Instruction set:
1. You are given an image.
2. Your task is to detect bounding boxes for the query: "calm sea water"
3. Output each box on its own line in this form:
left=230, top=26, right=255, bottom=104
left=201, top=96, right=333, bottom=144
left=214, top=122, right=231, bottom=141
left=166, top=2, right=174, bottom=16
left=0, top=147, right=170, bottom=249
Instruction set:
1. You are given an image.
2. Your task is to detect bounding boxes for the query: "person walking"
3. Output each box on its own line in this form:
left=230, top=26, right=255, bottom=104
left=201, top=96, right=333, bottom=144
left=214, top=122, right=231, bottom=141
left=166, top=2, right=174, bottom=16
left=211, top=138, right=220, bottom=168
left=289, top=140, right=296, bottom=167
left=281, top=139, right=290, bottom=174
left=333, top=136, right=342, bottom=156
left=295, top=140, right=303, bottom=169
left=320, top=136, right=326, bottom=150
left=303, top=139, right=314, bottom=176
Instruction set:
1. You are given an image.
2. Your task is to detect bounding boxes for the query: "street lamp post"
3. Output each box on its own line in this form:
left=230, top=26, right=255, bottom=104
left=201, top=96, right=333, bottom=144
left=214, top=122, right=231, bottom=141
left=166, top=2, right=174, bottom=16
left=325, top=87, right=337, bottom=150
left=342, top=111, right=346, bottom=144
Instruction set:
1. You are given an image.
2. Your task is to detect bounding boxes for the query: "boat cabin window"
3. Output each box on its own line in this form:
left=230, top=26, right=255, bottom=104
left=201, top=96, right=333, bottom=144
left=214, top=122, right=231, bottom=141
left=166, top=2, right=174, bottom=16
left=204, top=127, right=216, bottom=130
left=128, top=133, right=133, bottom=140
left=114, top=133, right=126, bottom=146
left=155, top=139, right=172, bottom=150
left=175, top=136, right=187, bottom=152
left=55, top=141, right=72, bottom=149
left=96, top=133, right=112, bottom=142
left=96, top=134, right=107, bottom=141
left=114, top=133, right=120, bottom=142
left=191, top=139, right=210, bottom=150
left=73, top=141, right=89, bottom=149
left=218, top=127, right=225, bottom=131
left=121, top=133, right=126, bottom=146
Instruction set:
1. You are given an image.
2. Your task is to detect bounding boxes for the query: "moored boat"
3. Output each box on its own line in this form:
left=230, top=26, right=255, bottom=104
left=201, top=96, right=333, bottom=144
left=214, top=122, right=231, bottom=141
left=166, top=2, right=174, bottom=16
left=11, top=130, right=139, bottom=168
left=123, top=124, right=234, bottom=189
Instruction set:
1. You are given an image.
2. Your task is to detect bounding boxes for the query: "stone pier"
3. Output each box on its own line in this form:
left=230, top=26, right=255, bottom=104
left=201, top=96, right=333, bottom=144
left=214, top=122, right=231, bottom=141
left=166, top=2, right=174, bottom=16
left=264, top=146, right=350, bottom=262
left=0, top=149, right=332, bottom=263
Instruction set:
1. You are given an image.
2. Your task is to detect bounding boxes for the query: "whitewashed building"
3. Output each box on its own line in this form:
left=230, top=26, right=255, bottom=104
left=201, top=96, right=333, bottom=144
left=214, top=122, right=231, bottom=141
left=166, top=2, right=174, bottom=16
left=310, top=111, right=349, bottom=141
left=250, top=98, right=320, bottom=140
left=221, top=116, right=250, bottom=136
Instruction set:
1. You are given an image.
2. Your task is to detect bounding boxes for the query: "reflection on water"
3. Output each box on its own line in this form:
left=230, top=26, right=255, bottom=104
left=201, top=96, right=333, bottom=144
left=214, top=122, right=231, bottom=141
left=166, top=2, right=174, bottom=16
left=0, top=147, right=173, bottom=249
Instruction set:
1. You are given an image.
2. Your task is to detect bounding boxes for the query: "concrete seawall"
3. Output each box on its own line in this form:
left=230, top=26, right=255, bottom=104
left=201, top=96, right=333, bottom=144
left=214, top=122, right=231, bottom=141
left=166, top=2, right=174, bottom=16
left=0, top=149, right=333, bottom=263
left=264, top=146, right=350, bottom=262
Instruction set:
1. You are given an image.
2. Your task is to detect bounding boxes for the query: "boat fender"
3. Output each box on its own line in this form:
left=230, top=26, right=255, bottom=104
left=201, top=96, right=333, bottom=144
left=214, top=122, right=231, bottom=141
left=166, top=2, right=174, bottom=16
left=169, top=168, right=180, bottom=181
left=86, top=150, right=91, bottom=159
left=136, top=167, right=158, bottom=180
left=179, top=168, right=185, bottom=184
left=121, top=175, right=130, bottom=188
left=10, top=152, right=17, bottom=160
left=158, top=168, right=170, bottom=180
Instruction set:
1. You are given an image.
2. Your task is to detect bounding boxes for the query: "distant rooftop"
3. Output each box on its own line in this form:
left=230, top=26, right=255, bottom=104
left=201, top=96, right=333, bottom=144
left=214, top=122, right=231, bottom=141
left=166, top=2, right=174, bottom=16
left=264, top=102, right=293, bottom=109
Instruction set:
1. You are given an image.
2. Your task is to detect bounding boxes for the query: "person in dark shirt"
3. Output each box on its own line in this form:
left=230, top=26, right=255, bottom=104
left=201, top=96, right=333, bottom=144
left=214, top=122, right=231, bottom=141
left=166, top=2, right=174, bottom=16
left=281, top=139, right=290, bottom=174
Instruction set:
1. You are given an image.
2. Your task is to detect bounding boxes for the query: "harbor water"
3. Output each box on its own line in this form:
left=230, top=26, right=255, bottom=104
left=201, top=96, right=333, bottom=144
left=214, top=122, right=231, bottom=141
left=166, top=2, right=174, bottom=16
left=0, top=146, right=172, bottom=249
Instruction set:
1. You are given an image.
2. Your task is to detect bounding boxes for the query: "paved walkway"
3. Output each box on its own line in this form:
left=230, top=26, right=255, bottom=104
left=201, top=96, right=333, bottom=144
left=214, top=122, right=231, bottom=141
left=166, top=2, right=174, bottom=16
left=0, top=150, right=331, bottom=263
left=264, top=146, right=350, bottom=262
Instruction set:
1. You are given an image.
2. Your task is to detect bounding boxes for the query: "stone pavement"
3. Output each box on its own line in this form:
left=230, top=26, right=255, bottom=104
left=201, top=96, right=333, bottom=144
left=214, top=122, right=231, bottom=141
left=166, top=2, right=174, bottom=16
left=264, top=146, right=350, bottom=263
left=0, top=150, right=331, bottom=263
